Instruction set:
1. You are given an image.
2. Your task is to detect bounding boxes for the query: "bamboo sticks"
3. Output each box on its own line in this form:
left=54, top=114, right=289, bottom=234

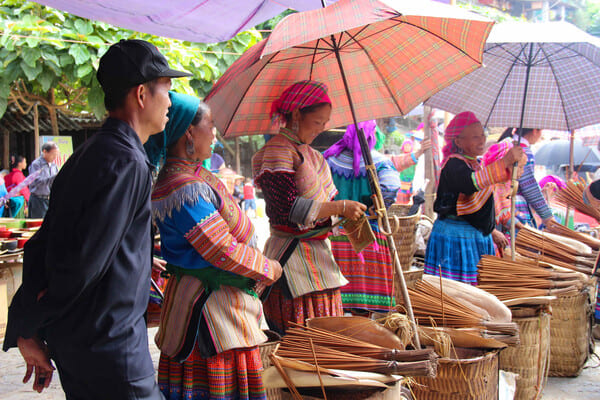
left=276, top=324, right=438, bottom=377
left=554, top=180, right=600, bottom=221
left=545, top=219, right=600, bottom=251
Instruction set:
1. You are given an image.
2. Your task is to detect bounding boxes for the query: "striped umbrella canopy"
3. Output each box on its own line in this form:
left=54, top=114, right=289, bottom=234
left=205, top=0, right=493, bottom=138
left=425, top=21, right=600, bottom=131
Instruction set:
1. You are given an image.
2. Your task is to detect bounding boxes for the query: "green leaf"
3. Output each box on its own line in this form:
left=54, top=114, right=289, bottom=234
left=22, top=47, right=41, bottom=67
left=59, top=54, right=74, bottom=66
left=25, top=36, right=40, bottom=47
left=76, top=63, right=93, bottom=78
left=20, top=60, right=42, bottom=80
left=86, top=35, right=105, bottom=46
left=88, top=81, right=105, bottom=119
left=37, top=69, right=54, bottom=92
left=74, top=19, right=93, bottom=35
left=0, top=96, right=7, bottom=119
left=68, top=44, right=91, bottom=64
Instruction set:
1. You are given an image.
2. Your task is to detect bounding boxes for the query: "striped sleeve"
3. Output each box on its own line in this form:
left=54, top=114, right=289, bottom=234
left=471, top=159, right=510, bottom=190
left=184, top=211, right=280, bottom=284
left=390, top=153, right=416, bottom=172
left=518, top=149, right=552, bottom=220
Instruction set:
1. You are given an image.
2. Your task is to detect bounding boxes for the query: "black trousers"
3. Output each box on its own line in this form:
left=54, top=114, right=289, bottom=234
left=29, top=194, right=49, bottom=219
left=52, top=349, right=164, bottom=400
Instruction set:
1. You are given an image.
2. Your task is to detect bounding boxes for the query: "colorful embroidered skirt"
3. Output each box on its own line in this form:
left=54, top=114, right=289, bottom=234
left=329, top=230, right=394, bottom=312
left=158, top=346, right=266, bottom=400
left=262, top=282, right=343, bottom=334
left=596, top=281, right=600, bottom=322
left=424, top=217, right=494, bottom=285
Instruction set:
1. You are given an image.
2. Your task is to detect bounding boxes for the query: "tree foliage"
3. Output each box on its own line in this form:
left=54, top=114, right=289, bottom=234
left=0, top=0, right=261, bottom=119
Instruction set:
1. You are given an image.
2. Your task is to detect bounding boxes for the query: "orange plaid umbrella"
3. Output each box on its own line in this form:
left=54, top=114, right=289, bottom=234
left=206, top=0, right=493, bottom=349
left=206, top=0, right=493, bottom=138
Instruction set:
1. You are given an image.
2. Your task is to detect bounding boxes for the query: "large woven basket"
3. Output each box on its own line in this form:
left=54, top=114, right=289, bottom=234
left=387, top=204, right=420, bottom=271
left=259, top=330, right=283, bottom=400
left=412, top=348, right=499, bottom=400
left=499, top=308, right=551, bottom=400
left=548, top=290, right=592, bottom=377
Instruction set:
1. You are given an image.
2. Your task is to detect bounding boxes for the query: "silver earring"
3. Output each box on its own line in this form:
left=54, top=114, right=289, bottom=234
left=186, top=138, right=195, bottom=156
left=292, top=120, right=299, bottom=132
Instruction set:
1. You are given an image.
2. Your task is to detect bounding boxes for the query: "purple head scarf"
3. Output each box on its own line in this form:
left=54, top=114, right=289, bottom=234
left=323, top=120, right=377, bottom=176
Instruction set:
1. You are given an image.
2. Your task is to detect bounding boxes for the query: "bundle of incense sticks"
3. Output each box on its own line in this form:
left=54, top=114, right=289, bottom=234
left=545, top=219, right=600, bottom=251
left=397, top=280, right=518, bottom=336
left=554, top=180, right=600, bottom=221
left=275, top=323, right=437, bottom=377
left=477, top=255, right=582, bottom=301
left=516, top=226, right=595, bottom=274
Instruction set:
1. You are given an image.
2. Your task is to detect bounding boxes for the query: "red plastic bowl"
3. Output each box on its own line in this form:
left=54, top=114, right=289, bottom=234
left=26, top=220, right=43, bottom=228
left=17, top=238, right=28, bottom=248
left=0, top=231, right=12, bottom=238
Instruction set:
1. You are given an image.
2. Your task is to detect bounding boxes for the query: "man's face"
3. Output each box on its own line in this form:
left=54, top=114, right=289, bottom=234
left=143, top=77, right=172, bottom=139
left=43, top=148, right=59, bottom=163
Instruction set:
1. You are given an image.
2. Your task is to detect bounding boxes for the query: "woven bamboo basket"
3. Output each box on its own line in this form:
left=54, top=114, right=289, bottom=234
left=548, top=290, right=592, bottom=377
left=499, top=308, right=551, bottom=400
left=259, top=330, right=283, bottom=400
left=387, top=204, right=420, bottom=271
left=412, top=348, right=499, bottom=400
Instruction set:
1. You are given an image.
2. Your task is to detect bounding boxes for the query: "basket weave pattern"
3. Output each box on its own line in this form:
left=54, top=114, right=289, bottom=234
left=548, top=290, right=591, bottom=377
left=387, top=204, right=419, bottom=271
left=499, top=311, right=551, bottom=400
left=412, top=349, right=499, bottom=400
left=259, top=331, right=283, bottom=400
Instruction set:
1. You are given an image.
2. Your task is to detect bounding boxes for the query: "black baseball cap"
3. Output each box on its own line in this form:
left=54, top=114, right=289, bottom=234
left=97, top=39, right=192, bottom=91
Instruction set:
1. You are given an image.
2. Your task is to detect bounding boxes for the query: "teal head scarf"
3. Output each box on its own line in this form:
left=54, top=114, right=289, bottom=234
left=144, top=91, right=201, bottom=167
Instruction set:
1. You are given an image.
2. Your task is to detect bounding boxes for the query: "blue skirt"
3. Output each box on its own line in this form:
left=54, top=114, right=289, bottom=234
left=424, top=217, right=494, bottom=285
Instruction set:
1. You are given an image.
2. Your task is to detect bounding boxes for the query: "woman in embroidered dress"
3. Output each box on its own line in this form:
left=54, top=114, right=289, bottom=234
left=498, top=128, right=554, bottom=228
left=324, top=120, right=401, bottom=313
left=145, top=91, right=282, bottom=400
left=424, top=112, right=525, bottom=285
left=252, top=80, right=366, bottom=334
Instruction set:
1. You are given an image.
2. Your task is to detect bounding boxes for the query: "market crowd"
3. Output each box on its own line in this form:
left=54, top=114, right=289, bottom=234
left=3, top=38, right=599, bottom=400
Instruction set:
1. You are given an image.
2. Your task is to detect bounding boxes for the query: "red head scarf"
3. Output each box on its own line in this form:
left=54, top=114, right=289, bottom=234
left=270, top=80, right=331, bottom=125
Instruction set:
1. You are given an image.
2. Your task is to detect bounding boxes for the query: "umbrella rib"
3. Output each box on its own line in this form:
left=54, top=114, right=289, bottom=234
left=539, top=44, right=572, bottom=130
left=343, top=29, right=405, bottom=115
left=220, top=52, right=277, bottom=137
left=482, top=43, right=527, bottom=127
left=309, top=38, right=320, bottom=79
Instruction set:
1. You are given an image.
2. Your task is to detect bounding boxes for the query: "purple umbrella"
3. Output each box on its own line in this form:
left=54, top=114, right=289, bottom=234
left=30, top=0, right=327, bottom=43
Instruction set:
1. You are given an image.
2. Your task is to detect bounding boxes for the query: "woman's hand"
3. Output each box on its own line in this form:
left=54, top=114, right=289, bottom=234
left=415, top=139, right=432, bottom=158
left=491, top=229, right=508, bottom=250
left=502, top=146, right=525, bottom=169
left=17, top=336, right=54, bottom=393
left=339, top=200, right=367, bottom=221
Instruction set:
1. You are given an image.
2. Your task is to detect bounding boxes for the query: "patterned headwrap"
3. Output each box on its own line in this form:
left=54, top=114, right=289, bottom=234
left=270, top=80, right=331, bottom=126
left=144, top=91, right=201, bottom=166
left=323, top=120, right=377, bottom=177
left=482, top=139, right=513, bottom=167
left=441, top=111, right=481, bottom=164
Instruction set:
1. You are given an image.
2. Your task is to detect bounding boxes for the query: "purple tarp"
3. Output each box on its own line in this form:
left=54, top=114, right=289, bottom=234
left=32, top=0, right=326, bottom=43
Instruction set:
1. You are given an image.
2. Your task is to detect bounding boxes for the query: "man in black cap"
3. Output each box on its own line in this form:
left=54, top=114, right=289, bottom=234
left=3, top=39, right=191, bottom=399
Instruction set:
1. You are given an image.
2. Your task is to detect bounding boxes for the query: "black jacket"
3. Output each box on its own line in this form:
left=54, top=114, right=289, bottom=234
left=4, top=118, right=155, bottom=381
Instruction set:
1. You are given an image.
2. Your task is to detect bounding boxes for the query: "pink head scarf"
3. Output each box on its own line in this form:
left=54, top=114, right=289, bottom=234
left=483, top=139, right=513, bottom=167
left=441, top=111, right=481, bottom=164
left=270, top=80, right=331, bottom=126
left=539, top=175, right=567, bottom=191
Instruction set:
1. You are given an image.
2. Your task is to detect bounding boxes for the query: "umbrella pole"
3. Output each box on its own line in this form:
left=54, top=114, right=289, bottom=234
left=329, top=35, right=421, bottom=349
left=510, top=43, right=534, bottom=261
left=564, top=130, right=576, bottom=226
